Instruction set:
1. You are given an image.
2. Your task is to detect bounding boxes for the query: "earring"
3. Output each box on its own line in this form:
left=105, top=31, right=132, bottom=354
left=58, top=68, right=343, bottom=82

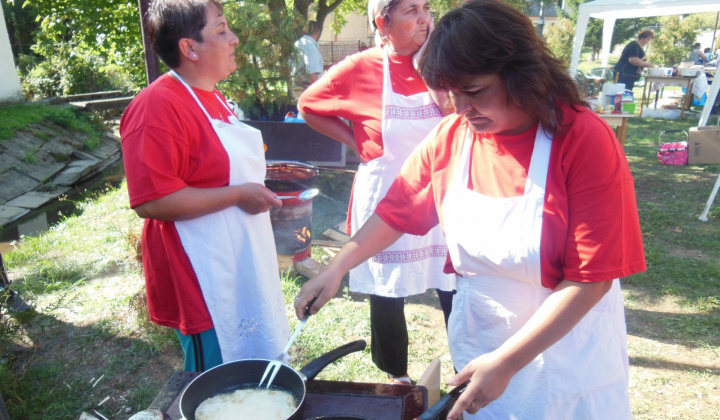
left=190, top=53, right=197, bottom=59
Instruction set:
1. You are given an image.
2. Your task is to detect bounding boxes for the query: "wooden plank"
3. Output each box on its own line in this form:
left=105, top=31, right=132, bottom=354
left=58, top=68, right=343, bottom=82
left=50, top=90, right=124, bottom=104
left=321, top=247, right=337, bottom=258
left=322, top=229, right=350, bottom=243
left=69, top=96, right=134, bottom=112
left=294, top=257, right=326, bottom=278
left=311, top=239, right=346, bottom=248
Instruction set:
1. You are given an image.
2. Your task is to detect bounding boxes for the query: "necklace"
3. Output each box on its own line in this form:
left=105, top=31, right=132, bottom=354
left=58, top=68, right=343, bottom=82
left=195, top=89, right=228, bottom=120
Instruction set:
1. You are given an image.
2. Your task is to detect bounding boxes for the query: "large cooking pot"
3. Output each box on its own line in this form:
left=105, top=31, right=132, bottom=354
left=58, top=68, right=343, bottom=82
left=179, top=340, right=366, bottom=420
left=266, top=160, right=319, bottom=193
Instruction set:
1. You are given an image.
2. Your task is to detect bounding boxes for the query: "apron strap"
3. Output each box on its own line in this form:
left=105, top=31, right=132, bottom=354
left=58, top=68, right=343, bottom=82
left=169, top=70, right=214, bottom=123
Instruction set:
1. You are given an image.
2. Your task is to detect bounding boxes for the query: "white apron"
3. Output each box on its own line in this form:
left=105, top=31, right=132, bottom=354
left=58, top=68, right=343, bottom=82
left=443, top=126, right=631, bottom=419
left=349, top=47, right=455, bottom=297
left=170, top=71, right=290, bottom=363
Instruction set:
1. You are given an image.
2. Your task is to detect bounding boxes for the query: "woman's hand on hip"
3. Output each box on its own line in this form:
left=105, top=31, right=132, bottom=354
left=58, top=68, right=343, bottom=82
left=235, top=183, right=282, bottom=214
left=445, top=351, right=514, bottom=419
left=298, top=112, right=366, bottom=163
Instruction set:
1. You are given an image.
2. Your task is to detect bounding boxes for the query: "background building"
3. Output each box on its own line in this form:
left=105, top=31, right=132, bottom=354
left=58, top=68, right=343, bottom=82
left=0, top=5, right=22, bottom=103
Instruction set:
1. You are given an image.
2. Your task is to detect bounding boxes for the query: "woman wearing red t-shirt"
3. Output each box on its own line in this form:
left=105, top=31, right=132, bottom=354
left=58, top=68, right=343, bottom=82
left=295, top=1, right=645, bottom=419
left=297, top=0, right=456, bottom=385
left=120, top=0, right=289, bottom=372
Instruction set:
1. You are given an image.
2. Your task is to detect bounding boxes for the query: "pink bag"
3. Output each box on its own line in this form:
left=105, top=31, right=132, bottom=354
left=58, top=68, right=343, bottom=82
left=657, top=130, right=688, bottom=165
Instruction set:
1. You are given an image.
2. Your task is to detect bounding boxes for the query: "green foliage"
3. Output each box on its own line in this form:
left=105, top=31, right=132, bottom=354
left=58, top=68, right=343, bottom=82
left=220, top=2, right=303, bottom=118
left=545, top=17, right=575, bottom=65
left=559, top=0, right=659, bottom=61
left=19, top=0, right=145, bottom=98
left=2, top=0, right=39, bottom=57
left=23, top=150, right=37, bottom=163
left=649, top=15, right=699, bottom=67
left=45, top=107, right=103, bottom=144
left=21, top=38, right=136, bottom=100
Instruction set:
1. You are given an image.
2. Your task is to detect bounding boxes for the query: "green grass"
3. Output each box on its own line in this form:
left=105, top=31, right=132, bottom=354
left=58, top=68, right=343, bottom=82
left=0, top=104, right=103, bottom=147
left=5, top=183, right=142, bottom=290
left=23, top=150, right=37, bottom=163
left=620, top=115, right=720, bottom=344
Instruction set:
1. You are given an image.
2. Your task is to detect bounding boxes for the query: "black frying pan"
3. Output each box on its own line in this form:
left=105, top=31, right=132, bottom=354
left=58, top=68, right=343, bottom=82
left=179, top=340, right=366, bottom=420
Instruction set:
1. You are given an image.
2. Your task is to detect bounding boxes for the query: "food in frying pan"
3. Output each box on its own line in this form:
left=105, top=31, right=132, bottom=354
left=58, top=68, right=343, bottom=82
left=195, top=387, right=297, bottom=420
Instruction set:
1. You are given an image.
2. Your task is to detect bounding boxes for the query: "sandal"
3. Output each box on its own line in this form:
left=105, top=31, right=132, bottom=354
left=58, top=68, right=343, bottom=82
left=388, top=374, right=412, bottom=385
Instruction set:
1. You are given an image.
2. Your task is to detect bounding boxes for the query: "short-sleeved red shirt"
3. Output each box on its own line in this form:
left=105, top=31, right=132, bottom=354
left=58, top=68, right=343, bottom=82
left=120, top=74, right=236, bottom=334
left=375, top=105, right=646, bottom=289
left=298, top=46, right=428, bottom=163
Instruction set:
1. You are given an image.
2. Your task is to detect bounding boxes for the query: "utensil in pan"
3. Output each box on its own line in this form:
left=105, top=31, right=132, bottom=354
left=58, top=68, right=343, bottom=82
left=258, top=316, right=309, bottom=389
left=414, top=380, right=469, bottom=420
left=276, top=188, right=320, bottom=201
left=179, top=340, right=367, bottom=420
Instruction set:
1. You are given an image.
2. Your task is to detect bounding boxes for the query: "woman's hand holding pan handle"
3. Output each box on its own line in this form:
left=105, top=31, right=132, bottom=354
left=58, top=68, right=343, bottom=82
left=294, top=214, right=405, bottom=319
left=445, top=351, right=513, bottom=420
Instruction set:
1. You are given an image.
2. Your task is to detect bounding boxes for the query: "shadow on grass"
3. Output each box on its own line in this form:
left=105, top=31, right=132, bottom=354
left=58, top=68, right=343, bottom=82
left=629, top=355, right=720, bottom=375
left=1, top=297, right=180, bottom=419
left=625, top=306, right=720, bottom=348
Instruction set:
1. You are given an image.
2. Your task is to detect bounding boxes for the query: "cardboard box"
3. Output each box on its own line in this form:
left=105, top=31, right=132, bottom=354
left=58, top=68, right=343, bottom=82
left=688, top=126, right=720, bottom=164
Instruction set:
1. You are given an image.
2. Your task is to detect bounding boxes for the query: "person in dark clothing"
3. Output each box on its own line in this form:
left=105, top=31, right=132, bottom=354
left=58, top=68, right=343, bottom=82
left=613, top=29, right=655, bottom=90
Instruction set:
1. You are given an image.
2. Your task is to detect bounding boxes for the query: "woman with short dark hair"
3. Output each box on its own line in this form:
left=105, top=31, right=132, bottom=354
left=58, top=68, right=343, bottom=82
left=120, top=0, right=290, bottom=372
left=295, top=1, right=645, bottom=418
left=614, top=29, right=655, bottom=90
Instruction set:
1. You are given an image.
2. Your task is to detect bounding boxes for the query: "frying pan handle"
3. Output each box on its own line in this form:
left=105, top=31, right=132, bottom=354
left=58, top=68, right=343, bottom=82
left=414, top=381, right=468, bottom=420
left=299, top=340, right=367, bottom=381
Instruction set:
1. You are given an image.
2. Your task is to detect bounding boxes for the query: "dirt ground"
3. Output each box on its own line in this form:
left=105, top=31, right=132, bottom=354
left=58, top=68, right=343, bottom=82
left=623, top=283, right=720, bottom=420
left=6, top=267, right=720, bottom=419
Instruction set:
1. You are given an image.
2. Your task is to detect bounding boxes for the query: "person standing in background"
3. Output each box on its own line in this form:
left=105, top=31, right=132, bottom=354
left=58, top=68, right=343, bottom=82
left=120, top=0, right=290, bottom=372
left=297, top=0, right=456, bottom=385
left=613, top=29, right=654, bottom=90
left=291, top=20, right=324, bottom=100
left=689, top=43, right=709, bottom=65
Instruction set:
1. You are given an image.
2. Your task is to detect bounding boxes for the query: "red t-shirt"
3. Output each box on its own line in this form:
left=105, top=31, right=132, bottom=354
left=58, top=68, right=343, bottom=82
left=120, top=74, right=235, bottom=334
left=298, top=46, right=428, bottom=162
left=375, top=105, right=646, bottom=289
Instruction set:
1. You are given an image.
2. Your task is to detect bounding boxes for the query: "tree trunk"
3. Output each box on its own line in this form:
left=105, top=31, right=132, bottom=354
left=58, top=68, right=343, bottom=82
left=316, top=0, right=345, bottom=40
left=293, top=0, right=313, bottom=20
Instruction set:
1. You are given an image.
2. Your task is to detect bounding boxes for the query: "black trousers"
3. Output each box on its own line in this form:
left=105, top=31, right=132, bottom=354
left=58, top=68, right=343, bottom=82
left=617, top=74, right=640, bottom=91
left=369, top=289, right=455, bottom=377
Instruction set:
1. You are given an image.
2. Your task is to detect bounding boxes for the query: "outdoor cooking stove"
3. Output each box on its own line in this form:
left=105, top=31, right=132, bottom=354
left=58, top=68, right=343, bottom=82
left=142, top=163, right=429, bottom=418
left=265, top=161, right=318, bottom=265
left=150, top=370, right=427, bottom=419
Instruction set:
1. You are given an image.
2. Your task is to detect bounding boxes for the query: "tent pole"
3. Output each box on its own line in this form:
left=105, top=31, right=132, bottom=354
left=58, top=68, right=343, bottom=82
left=712, top=12, right=719, bottom=50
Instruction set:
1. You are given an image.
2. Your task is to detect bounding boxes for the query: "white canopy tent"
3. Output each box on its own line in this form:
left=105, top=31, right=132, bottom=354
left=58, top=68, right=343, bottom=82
left=569, top=0, right=720, bottom=221
left=569, top=0, right=720, bottom=77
